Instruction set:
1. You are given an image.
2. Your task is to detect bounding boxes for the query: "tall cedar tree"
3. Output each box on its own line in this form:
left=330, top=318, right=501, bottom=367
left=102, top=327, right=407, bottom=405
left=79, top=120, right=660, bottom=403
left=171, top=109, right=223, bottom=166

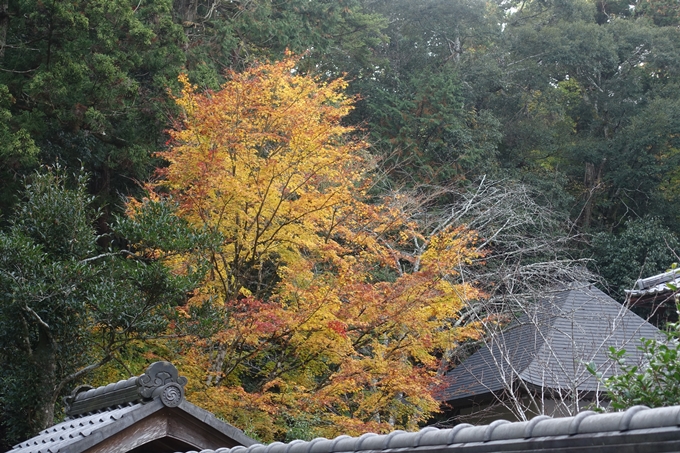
left=149, top=56, right=483, bottom=441
left=0, top=0, right=185, bottom=212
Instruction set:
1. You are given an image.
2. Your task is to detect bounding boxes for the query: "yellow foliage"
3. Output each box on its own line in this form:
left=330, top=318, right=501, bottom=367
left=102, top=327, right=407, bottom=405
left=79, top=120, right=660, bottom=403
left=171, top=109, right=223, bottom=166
left=149, top=55, right=484, bottom=441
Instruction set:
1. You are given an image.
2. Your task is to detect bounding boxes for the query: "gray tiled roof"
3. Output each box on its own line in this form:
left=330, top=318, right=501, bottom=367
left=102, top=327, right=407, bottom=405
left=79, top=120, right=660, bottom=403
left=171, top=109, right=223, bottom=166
left=180, top=405, right=680, bottom=453
left=626, top=269, right=680, bottom=299
left=9, top=403, right=147, bottom=453
left=439, top=285, right=660, bottom=403
left=7, top=362, right=256, bottom=453
left=8, top=398, right=256, bottom=453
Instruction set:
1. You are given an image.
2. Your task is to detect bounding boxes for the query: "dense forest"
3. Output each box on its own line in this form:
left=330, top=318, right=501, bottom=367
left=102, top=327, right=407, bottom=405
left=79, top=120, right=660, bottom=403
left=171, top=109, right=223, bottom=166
left=2, top=0, right=680, bottom=448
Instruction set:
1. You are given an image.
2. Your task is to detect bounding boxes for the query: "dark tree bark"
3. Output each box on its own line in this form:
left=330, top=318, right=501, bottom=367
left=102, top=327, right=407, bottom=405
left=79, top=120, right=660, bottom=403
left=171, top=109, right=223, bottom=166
left=175, top=0, right=200, bottom=24
left=0, top=0, right=8, bottom=60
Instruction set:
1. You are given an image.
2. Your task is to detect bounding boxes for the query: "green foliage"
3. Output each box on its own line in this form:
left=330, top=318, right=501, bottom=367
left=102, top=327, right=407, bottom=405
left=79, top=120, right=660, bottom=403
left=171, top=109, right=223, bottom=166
left=0, top=0, right=388, bottom=215
left=357, top=0, right=503, bottom=185
left=0, top=85, right=39, bottom=167
left=176, top=0, right=387, bottom=81
left=365, top=64, right=502, bottom=184
left=0, top=168, right=208, bottom=447
left=0, top=84, right=40, bottom=215
left=589, top=305, right=680, bottom=410
left=0, top=0, right=186, bottom=209
left=635, top=0, right=680, bottom=26
left=477, top=0, right=680, bottom=298
left=592, top=217, right=680, bottom=300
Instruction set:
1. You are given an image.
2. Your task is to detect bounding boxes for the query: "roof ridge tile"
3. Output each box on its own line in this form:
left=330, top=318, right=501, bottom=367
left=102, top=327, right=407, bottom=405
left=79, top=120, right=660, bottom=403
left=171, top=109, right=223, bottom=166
left=202, top=405, right=680, bottom=453
left=415, top=428, right=448, bottom=447
left=523, top=415, right=550, bottom=438
left=353, top=433, right=376, bottom=452
left=329, top=435, right=351, bottom=452
left=264, top=442, right=284, bottom=453
left=64, top=362, right=187, bottom=417
left=568, top=410, right=596, bottom=435
left=619, top=405, right=650, bottom=431
left=382, top=430, right=405, bottom=449
left=446, top=423, right=471, bottom=445
left=411, top=427, right=437, bottom=448
left=283, top=439, right=305, bottom=453
left=483, top=420, right=510, bottom=442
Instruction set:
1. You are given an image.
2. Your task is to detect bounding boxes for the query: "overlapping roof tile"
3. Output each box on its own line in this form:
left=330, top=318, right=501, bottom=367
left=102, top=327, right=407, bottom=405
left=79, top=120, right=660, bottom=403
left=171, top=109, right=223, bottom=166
left=181, top=405, right=680, bottom=453
left=440, top=284, right=660, bottom=403
left=9, top=404, right=142, bottom=453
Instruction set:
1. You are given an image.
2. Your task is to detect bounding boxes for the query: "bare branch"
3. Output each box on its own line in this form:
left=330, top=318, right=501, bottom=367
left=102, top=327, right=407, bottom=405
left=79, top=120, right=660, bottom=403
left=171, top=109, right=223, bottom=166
left=23, top=305, right=50, bottom=331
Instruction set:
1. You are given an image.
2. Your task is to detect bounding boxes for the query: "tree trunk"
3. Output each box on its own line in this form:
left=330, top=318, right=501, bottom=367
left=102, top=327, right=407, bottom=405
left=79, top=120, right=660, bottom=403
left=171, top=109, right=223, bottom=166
left=582, top=158, right=606, bottom=230
left=175, top=0, right=199, bottom=24
left=33, top=324, right=57, bottom=431
left=582, top=162, right=595, bottom=230
left=207, top=342, right=227, bottom=386
left=0, top=0, right=8, bottom=60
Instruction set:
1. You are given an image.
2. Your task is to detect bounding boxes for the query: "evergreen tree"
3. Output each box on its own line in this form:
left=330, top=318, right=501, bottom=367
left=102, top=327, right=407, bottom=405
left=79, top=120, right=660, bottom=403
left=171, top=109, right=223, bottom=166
left=0, top=168, right=209, bottom=447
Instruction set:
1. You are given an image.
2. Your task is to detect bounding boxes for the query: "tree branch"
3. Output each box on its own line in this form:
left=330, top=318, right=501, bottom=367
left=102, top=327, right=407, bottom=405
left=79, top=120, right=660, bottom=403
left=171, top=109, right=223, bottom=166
left=53, top=355, right=113, bottom=400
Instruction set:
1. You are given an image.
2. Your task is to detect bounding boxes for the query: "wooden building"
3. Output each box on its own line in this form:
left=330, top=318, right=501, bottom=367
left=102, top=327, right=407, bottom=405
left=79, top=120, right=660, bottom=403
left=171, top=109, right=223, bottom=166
left=7, top=362, right=255, bottom=453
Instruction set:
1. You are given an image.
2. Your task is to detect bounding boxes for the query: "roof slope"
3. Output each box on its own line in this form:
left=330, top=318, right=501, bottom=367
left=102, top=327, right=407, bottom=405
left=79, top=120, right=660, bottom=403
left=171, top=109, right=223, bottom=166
left=7, top=362, right=255, bottom=453
left=182, top=404, right=680, bottom=453
left=10, top=403, right=144, bottom=453
left=440, top=284, right=660, bottom=403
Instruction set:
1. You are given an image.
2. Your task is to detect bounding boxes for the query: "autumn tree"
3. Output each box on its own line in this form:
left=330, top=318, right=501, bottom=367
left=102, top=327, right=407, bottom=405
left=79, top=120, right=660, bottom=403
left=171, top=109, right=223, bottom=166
left=152, top=56, right=482, bottom=441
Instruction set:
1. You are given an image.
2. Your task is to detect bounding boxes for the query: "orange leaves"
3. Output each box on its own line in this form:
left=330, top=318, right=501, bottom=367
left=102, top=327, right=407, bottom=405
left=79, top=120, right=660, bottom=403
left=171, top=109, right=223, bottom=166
left=152, top=55, right=484, bottom=441
left=158, top=56, right=370, bottom=303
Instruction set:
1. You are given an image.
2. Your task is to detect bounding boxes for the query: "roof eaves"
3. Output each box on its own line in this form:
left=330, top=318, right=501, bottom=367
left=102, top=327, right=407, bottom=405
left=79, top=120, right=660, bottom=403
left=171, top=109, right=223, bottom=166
left=184, top=405, right=680, bottom=453
left=177, top=401, right=257, bottom=447
left=8, top=402, right=159, bottom=453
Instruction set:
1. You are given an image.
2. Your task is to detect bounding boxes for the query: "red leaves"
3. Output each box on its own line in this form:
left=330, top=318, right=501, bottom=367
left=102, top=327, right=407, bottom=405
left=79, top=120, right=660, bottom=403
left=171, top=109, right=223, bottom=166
left=327, top=320, right=348, bottom=338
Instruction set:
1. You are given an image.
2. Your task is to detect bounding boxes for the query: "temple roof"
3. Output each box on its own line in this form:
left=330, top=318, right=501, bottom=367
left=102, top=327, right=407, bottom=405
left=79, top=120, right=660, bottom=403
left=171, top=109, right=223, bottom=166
left=7, top=362, right=255, bottom=453
left=181, top=404, right=680, bottom=453
left=439, top=284, right=660, bottom=404
left=626, top=269, right=680, bottom=301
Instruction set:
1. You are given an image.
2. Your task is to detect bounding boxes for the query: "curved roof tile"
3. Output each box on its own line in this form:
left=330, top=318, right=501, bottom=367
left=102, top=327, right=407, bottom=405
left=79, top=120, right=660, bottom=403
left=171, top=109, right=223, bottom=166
left=184, top=405, right=680, bottom=453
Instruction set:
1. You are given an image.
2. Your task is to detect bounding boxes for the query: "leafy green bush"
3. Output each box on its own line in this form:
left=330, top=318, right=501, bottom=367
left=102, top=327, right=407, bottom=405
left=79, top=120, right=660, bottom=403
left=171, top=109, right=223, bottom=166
left=0, top=168, right=210, bottom=446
